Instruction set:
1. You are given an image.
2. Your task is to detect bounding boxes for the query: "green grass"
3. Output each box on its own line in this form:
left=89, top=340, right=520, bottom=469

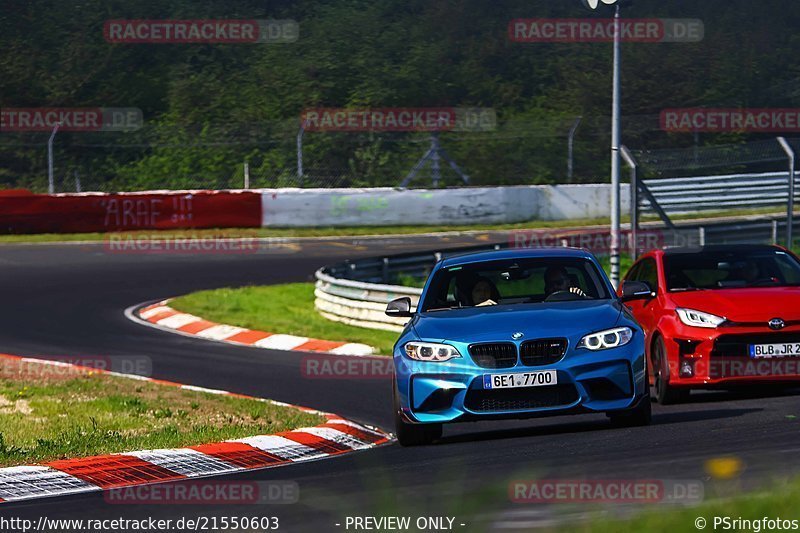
left=0, top=358, right=323, bottom=467
left=170, top=283, right=400, bottom=355
left=565, top=476, right=800, bottom=532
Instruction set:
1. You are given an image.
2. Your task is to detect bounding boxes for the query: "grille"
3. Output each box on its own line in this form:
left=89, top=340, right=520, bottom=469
left=710, top=333, right=800, bottom=378
left=464, top=384, right=578, bottom=412
left=468, top=343, right=518, bottom=369
left=712, top=333, right=800, bottom=358
left=520, top=338, right=567, bottom=366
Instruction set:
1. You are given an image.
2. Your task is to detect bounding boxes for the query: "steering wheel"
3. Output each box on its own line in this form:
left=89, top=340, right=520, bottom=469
left=544, top=290, right=586, bottom=302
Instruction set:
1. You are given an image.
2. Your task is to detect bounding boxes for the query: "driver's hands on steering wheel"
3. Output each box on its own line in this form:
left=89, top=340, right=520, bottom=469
left=568, top=286, right=587, bottom=297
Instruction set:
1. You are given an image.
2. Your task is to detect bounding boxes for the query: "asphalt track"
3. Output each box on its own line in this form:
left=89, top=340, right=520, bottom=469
left=1, top=233, right=799, bottom=532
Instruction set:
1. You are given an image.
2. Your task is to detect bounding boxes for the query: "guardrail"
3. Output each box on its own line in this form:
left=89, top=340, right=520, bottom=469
left=314, top=243, right=503, bottom=331
left=314, top=216, right=800, bottom=331
left=640, top=171, right=800, bottom=214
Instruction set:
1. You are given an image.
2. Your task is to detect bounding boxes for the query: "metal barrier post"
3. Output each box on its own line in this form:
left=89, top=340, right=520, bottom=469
left=620, top=145, right=638, bottom=259
left=47, top=123, right=61, bottom=194
left=777, top=137, right=795, bottom=248
left=567, top=116, right=582, bottom=182
left=297, top=121, right=306, bottom=187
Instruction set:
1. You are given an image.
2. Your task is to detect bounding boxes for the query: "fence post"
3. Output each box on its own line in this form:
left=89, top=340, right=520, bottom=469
left=567, top=116, right=581, bottom=183
left=243, top=162, right=250, bottom=189
left=297, top=121, right=306, bottom=187
left=772, top=219, right=779, bottom=245
left=777, top=137, right=795, bottom=248
left=47, top=123, right=61, bottom=194
left=620, top=145, right=638, bottom=259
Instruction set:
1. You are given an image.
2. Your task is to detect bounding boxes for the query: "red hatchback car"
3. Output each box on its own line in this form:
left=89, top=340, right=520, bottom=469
left=618, top=244, right=800, bottom=404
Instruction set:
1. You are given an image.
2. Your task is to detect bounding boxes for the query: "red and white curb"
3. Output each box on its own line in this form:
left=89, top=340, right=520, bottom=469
left=128, top=300, right=376, bottom=356
left=0, top=353, right=392, bottom=504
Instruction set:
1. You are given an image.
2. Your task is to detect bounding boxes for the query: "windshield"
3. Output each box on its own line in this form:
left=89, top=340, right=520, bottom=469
left=420, top=257, right=611, bottom=311
left=664, top=249, right=800, bottom=291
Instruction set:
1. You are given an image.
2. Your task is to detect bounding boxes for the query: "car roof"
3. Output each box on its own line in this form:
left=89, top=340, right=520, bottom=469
left=440, top=247, right=594, bottom=268
left=661, top=244, right=783, bottom=256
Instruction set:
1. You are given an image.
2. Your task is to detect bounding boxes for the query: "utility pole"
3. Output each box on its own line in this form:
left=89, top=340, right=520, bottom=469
left=581, top=0, right=623, bottom=287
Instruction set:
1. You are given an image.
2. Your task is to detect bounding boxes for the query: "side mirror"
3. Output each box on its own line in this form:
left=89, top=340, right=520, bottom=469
left=385, top=297, right=413, bottom=318
left=621, top=280, right=655, bottom=301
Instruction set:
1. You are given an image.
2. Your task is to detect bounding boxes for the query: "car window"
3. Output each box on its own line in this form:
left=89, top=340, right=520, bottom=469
left=421, top=257, right=611, bottom=311
left=637, top=258, right=659, bottom=292
left=664, top=249, right=800, bottom=290
left=625, top=261, right=642, bottom=283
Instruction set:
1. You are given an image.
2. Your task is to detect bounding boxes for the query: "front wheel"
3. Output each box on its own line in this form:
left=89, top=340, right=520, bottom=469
left=653, top=336, right=690, bottom=405
left=393, top=378, right=442, bottom=446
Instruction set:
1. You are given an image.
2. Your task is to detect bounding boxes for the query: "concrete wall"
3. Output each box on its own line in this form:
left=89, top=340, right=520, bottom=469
left=260, top=185, right=630, bottom=227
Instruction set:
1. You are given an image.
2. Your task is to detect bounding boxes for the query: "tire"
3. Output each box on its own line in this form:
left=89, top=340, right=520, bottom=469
left=608, top=364, right=652, bottom=427
left=652, top=335, right=690, bottom=405
left=392, top=377, right=442, bottom=447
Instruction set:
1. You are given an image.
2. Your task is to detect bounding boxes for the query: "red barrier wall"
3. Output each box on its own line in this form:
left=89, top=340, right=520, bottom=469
left=0, top=190, right=262, bottom=234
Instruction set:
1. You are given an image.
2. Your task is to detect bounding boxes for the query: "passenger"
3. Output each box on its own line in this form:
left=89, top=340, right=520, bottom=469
left=470, top=277, right=499, bottom=306
left=455, top=273, right=499, bottom=306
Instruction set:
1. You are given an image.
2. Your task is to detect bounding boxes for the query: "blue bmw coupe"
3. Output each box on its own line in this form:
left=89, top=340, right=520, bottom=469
left=386, top=248, right=650, bottom=446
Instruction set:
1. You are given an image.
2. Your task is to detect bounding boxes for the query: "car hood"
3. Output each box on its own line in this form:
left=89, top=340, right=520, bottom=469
left=669, top=287, right=800, bottom=322
left=413, top=300, right=624, bottom=343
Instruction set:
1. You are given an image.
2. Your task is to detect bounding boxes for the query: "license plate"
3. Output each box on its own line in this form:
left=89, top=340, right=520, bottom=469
left=750, top=342, right=800, bottom=359
left=483, top=370, right=558, bottom=389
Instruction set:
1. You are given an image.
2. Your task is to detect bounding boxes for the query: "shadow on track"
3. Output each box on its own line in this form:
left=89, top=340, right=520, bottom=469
left=435, top=406, right=762, bottom=446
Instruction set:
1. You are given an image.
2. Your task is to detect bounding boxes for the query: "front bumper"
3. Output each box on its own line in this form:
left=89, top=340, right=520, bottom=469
left=660, top=322, right=800, bottom=388
left=394, top=339, right=646, bottom=424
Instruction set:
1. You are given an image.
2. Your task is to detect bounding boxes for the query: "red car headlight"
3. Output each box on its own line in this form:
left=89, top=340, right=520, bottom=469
left=676, top=308, right=726, bottom=329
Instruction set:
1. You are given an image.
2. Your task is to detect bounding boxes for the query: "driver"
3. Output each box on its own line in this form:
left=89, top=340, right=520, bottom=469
left=544, top=266, right=587, bottom=298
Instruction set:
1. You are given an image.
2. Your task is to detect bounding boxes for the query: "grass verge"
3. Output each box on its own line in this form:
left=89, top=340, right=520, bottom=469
left=567, top=477, right=800, bottom=532
left=0, top=357, right=323, bottom=467
left=170, top=283, right=400, bottom=355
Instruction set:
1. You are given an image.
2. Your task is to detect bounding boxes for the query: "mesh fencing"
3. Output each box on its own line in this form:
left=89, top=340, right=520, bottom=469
left=2, top=117, right=799, bottom=193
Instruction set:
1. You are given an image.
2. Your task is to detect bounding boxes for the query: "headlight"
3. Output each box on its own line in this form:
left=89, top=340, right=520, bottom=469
left=404, top=342, right=461, bottom=362
left=676, top=308, right=726, bottom=328
left=577, top=327, right=633, bottom=351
